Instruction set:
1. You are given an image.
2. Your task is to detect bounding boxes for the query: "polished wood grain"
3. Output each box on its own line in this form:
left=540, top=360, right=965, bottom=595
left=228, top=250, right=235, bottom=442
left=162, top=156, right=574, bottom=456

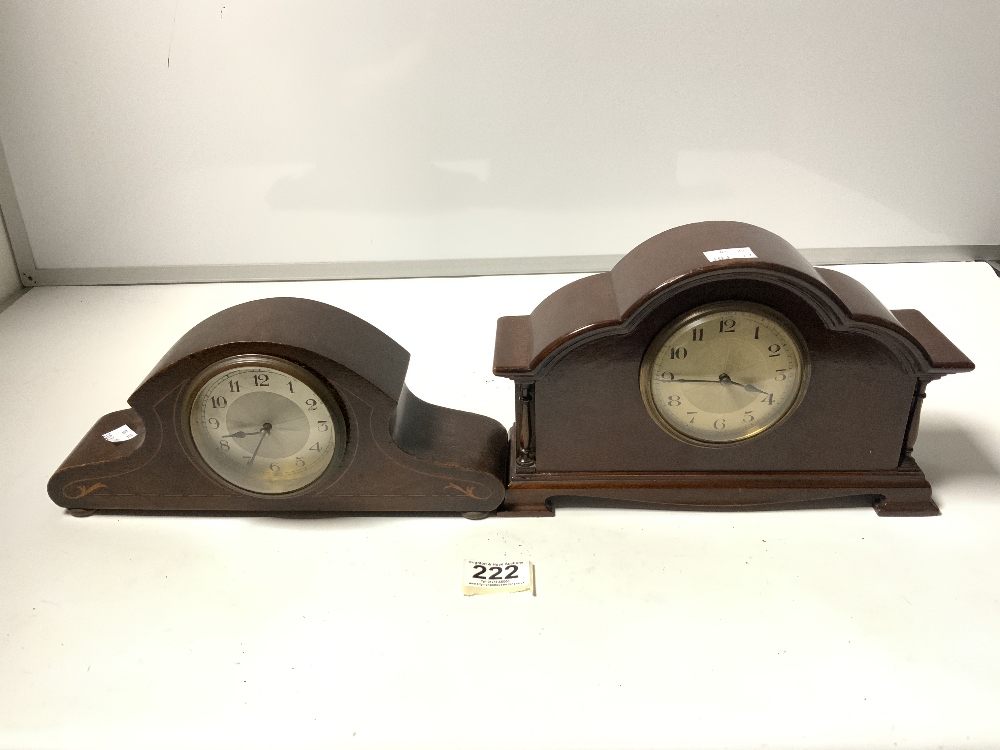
left=494, top=221, right=974, bottom=516
left=49, top=298, right=509, bottom=514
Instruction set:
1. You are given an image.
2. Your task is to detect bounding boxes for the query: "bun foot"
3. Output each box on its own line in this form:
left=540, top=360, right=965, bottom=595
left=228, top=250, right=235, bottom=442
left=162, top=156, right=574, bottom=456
left=462, top=511, right=491, bottom=520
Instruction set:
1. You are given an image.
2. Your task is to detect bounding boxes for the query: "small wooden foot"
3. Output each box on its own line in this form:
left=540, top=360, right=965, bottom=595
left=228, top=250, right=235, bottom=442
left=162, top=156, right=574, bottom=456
left=66, top=508, right=98, bottom=517
left=873, top=488, right=940, bottom=517
left=462, top=511, right=491, bottom=520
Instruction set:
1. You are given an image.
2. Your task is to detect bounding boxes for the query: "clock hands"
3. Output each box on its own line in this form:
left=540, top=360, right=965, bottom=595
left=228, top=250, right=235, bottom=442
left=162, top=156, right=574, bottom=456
left=659, top=373, right=772, bottom=396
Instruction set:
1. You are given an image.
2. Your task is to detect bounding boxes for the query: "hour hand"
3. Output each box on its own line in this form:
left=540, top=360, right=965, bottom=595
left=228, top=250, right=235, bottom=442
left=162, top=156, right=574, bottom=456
left=720, top=375, right=769, bottom=395
left=221, top=429, right=263, bottom=439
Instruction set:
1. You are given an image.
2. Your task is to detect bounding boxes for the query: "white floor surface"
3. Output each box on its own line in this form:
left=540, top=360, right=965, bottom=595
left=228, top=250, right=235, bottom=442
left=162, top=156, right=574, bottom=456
left=0, top=262, right=998, bottom=750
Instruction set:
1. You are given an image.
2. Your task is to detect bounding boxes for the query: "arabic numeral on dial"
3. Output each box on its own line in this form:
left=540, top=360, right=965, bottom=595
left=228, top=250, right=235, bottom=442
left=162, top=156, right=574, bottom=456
left=687, top=411, right=697, bottom=424
left=661, top=371, right=675, bottom=381
left=287, top=381, right=294, bottom=393
left=768, top=344, right=781, bottom=357
left=713, top=418, right=726, bottom=430
left=720, top=318, right=736, bottom=333
left=670, top=347, right=688, bottom=360
left=691, top=327, right=704, bottom=342
left=754, top=326, right=760, bottom=339
left=253, top=374, right=269, bottom=387
left=667, top=395, right=681, bottom=406
left=743, top=411, right=755, bottom=423
left=775, top=369, right=787, bottom=381
left=208, top=417, right=220, bottom=429
left=211, top=396, right=228, bottom=409
left=317, top=421, right=329, bottom=432
left=229, top=380, right=240, bottom=393
left=219, top=439, right=230, bottom=451
left=305, top=398, right=318, bottom=410
left=761, top=393, right=774, bottom=405
left=269, top=463, right=280, bottom=473
left=308, top=442, right=321, bottom=452
left=295, top=457, right=306, bottom=468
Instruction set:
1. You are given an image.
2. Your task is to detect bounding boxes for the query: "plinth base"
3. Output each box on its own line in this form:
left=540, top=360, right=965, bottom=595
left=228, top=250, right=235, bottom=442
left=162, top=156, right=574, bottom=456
left=499, top=457, right=939, bottom=518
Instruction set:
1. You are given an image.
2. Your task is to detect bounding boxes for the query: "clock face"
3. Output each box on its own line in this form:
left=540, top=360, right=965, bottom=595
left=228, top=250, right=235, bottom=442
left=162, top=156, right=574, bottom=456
left=186, top=355, right=344, bottom=494
left=640, top=302, right=809, bottom=445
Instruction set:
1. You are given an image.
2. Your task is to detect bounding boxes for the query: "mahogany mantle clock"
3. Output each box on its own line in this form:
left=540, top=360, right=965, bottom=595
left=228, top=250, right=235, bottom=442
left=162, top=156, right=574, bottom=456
left=493, top=221, right=973, bottom=517
left=48, top=298, right=508, bottom=516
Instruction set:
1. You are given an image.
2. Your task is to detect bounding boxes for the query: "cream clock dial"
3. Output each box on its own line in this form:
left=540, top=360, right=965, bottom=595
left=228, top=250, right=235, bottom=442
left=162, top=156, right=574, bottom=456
left=187, top=355, right=343, bottom=494
left=641, top=302, right=809, bottom=445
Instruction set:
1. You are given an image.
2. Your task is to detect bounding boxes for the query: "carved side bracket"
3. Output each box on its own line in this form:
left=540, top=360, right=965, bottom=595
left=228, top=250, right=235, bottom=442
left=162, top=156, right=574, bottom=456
left=515, top=381, right=536, bottom=471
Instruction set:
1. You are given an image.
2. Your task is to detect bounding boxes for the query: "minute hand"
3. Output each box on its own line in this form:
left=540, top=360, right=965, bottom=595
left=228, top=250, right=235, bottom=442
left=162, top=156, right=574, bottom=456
left=658, top=378, right=725, bottom=384
left=246, top=430, right=267, bottom=466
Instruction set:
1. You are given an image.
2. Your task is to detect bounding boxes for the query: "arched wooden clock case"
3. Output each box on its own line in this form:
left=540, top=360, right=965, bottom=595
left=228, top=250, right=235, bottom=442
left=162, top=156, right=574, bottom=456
left=493, top=221, right=973, bottom=517
left=48, top=298, right=508, bottom=515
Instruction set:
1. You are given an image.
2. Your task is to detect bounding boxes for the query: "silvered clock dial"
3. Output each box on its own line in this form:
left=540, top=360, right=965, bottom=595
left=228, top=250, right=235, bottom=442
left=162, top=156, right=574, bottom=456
left=186, top=355, right=344, bottom=494
left=640, top=302, right=809, bottom=444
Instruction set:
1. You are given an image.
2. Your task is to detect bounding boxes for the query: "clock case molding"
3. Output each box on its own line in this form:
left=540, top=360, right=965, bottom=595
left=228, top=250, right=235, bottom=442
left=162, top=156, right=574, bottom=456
left=48, top=298, right=508, bottom=514
left=493, top=221, right=974, bottom=517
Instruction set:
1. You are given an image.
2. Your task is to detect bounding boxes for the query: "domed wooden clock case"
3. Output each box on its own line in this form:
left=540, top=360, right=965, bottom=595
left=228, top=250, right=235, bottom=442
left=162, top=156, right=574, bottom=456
left=48, top=298, right=508, bottom=515
left=493, top=221, right=973, bottom=517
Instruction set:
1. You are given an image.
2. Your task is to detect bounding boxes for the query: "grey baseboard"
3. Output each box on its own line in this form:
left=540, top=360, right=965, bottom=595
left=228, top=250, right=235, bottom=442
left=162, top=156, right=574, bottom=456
left=16, top=245, right=1000, bottom=287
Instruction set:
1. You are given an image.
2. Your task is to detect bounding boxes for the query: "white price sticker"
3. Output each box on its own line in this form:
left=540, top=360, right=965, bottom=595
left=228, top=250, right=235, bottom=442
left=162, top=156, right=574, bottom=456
left=703, top=247, right=757, bottom=262
left=462, top=560, right=534, bottom=596
left=102, top=425, right=138, bottom=443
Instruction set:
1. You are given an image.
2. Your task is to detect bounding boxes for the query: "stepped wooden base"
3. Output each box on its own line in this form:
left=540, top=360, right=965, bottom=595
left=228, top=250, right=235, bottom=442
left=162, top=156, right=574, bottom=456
left=498, top=458, right=939, bottom=517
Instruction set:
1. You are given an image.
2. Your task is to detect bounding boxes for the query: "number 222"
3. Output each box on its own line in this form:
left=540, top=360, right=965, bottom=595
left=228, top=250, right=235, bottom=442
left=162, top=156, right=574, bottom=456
left=472, top=564, right=519, bottom=580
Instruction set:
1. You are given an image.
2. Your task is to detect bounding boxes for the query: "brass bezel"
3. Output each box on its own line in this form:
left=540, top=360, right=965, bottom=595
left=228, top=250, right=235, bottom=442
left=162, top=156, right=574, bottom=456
left=183, top=354, right=348, bottom=495
left=639, top=301, right=811, bottom=447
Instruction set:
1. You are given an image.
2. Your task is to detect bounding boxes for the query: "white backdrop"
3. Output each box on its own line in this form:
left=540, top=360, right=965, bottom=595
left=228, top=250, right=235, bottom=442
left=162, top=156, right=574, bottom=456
left=0, top=1, right=998, bottom=274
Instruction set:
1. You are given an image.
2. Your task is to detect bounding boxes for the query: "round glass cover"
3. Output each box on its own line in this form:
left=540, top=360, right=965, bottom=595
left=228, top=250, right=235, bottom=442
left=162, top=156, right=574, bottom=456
left=640, top=302, right=809, bottom=444
left=187, top=356, right=343, bottom=493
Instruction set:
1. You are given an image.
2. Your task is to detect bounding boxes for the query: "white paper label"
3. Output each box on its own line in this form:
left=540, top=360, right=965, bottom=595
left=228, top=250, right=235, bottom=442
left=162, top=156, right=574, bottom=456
left=102, top=425, right=138, bottom=443
left=704, top=247, right=757, bottom=262
left=462, top=560, right=535, bottom=596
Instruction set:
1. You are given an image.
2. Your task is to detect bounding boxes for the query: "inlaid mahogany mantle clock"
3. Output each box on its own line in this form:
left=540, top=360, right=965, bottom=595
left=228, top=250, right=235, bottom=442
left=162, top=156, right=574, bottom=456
left=48, top=298, right=508, bottom=515
left=493, top=221, right=973, bottom=517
